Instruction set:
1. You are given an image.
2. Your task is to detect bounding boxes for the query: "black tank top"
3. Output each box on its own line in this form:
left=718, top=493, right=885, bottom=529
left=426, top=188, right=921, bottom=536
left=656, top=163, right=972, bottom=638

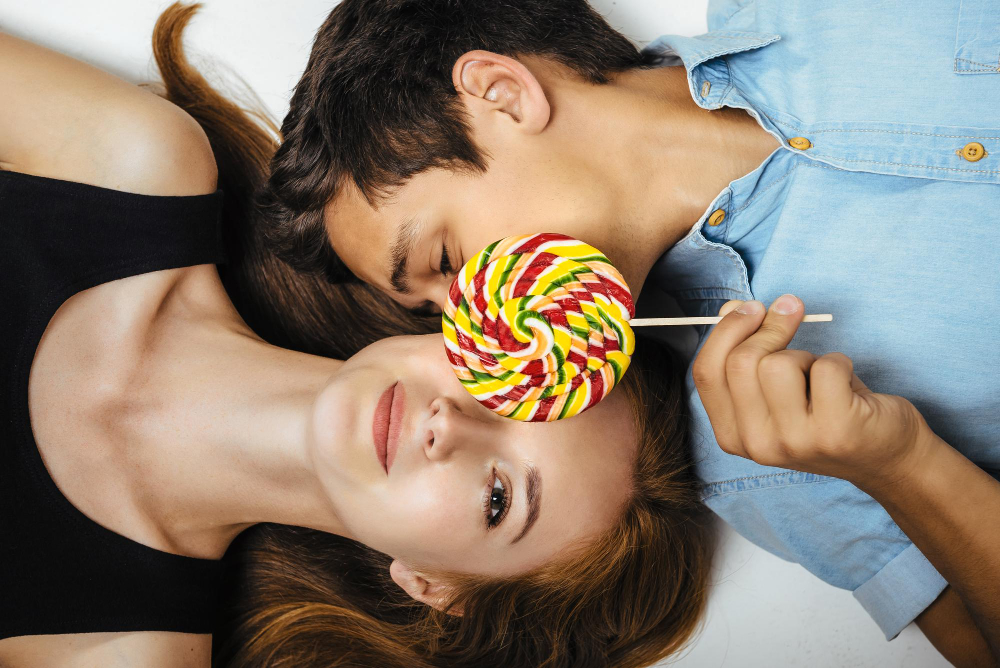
left=0, top=169, right=227, bottom=639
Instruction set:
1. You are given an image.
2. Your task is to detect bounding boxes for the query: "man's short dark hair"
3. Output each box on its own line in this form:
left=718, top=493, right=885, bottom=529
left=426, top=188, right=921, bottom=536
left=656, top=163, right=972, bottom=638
left=258, top=0, right=647, bottom=282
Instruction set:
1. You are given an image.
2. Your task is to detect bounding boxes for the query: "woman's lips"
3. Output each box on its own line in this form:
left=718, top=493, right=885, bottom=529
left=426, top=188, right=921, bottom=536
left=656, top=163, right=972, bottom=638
left=385, top=382, right=405, bottom=474
left=372, top=383, right=395, bottom=474
left=372, top=382, right=406, bottom=475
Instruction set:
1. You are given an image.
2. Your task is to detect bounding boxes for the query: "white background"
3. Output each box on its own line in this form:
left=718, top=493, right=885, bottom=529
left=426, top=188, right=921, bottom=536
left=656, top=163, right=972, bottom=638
left=0, top=2, right=949, bottom=666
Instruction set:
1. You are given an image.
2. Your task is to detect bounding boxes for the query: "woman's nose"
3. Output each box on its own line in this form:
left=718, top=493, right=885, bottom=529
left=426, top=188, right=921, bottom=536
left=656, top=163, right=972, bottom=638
left=422, top=397, right=465, bottom=461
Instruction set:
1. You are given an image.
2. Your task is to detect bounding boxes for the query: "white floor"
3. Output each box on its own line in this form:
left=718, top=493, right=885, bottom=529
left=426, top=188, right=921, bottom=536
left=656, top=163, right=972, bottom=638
left=663, top=521, right=947, bottom=667
left=0, top=1, right=950, bottom=666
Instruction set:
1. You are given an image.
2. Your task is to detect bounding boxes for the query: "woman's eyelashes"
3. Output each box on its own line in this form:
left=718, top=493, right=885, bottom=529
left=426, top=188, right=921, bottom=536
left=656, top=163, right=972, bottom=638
left=484, top=470, right=511, bottom=530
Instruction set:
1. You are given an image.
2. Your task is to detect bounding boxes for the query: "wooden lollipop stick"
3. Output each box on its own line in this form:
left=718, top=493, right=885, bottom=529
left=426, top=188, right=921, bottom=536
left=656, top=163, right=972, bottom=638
left=630, top=314, right=833, bottom=327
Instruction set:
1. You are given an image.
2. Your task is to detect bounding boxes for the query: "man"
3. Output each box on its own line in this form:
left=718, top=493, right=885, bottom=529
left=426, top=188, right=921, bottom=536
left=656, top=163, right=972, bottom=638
left=258, top=0, right=1000, bottom=664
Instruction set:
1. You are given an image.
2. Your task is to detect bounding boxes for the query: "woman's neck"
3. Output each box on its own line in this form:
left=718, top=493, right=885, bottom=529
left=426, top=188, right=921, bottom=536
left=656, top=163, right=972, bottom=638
left=109, top=266, right=350, bottom=559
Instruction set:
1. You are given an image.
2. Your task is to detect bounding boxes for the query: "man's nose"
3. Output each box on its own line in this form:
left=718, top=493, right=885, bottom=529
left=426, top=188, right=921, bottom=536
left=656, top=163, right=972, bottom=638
left=399, top=280, right=452, bottom=317
left=427, top=279, right=452, bottom=315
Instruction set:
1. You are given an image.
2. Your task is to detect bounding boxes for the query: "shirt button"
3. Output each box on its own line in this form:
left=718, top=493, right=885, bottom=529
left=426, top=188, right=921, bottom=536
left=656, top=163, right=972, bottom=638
left=959, top=142, right=987, bottom=162
left=707, top=209, right=726, bottom=226
left=788, top=136, right=812, bottom=150
left=700, top=81, right=712, bottom=98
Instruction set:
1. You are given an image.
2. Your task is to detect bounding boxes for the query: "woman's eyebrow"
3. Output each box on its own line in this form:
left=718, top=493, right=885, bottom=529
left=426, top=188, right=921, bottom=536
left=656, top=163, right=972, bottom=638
left=511, top=464, right=542, bottom=545
left=389, top=216, right=420, bottom=294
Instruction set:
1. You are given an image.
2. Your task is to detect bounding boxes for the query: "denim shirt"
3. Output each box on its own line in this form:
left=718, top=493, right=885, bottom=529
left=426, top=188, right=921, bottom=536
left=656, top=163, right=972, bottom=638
left=644, top=0, right=1000, bottom=640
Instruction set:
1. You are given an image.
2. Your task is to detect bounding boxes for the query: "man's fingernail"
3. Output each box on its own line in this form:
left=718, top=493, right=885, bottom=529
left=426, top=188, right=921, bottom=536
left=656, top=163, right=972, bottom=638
left=773, top=294, right=799, bottom=315
left=735, top=300, right=763, bottom=315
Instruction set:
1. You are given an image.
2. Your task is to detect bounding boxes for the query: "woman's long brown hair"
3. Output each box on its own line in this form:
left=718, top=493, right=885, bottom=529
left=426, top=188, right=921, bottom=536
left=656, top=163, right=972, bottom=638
left=151, top=3, right=435, bottom=361
left=152, top=4, right=715, bottom=667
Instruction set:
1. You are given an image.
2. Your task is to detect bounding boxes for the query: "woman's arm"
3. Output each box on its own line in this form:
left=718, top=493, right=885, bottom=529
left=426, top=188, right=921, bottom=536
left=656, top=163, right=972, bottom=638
left=0, top=31, right=216, bottom=195
left=0, top=31, right=218, bottom=668
left=691, top=295, right=999, bottom=667
left=0, top=630, right=210, bottom=668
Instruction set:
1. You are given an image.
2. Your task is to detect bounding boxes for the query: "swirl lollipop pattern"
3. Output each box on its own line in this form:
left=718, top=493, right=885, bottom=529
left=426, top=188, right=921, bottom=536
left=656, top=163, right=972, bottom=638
left=442, top=233, right=635, bottom=422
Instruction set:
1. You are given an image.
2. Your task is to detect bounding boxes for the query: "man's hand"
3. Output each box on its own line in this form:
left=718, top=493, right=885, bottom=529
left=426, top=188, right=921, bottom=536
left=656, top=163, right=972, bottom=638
left=693, top=294, right=1000, bottom=663
left=691, top=294, right=932, bottom=489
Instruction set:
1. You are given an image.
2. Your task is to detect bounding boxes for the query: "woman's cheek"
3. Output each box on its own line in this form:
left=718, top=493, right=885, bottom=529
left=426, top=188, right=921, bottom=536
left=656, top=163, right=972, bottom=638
left=396, top=481, right=475, bottom=557
left=417, top=480, right=468, bottom=530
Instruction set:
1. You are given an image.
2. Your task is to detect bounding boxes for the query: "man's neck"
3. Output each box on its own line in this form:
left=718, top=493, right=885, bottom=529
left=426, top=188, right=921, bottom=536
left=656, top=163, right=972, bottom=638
left=580, top=65, right=780, bottom=291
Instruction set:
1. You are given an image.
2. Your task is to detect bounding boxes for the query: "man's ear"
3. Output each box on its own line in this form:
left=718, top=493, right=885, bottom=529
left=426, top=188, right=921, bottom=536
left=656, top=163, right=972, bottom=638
left=389, top=560, right=464, bottom=616
left=452, top=49, right=551, bottom=135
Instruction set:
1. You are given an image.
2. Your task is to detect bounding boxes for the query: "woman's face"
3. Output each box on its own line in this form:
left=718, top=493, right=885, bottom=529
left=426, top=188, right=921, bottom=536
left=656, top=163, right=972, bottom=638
left=310, top=334, right=637, bottom=578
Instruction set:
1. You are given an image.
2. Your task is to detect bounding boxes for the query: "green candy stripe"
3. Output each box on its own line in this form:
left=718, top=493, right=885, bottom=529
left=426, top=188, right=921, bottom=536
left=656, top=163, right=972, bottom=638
left=606, top=357, right=624, bottom=384
left=549, top=253, right=609, bottom=266
left=557, top=386, right=581, bottom=420
left=470, top=367, right=515, bottom=384
left=598, top=307, right=626, bottom=351
left=456, top=296, right=484, bottom=337
left=551, top=337, right=566, bottom=373
left=541, top=265, right=594, bottom=295
left=478, top=240, right=501, bottom=270
left=513, top=308, right=549, bottom=339
left=495, top=254, right=520, bottom=290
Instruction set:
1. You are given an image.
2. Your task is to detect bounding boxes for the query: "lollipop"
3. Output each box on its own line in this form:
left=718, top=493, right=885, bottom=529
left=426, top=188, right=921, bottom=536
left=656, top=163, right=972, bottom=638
left=442, top=233, right=635, bottom=422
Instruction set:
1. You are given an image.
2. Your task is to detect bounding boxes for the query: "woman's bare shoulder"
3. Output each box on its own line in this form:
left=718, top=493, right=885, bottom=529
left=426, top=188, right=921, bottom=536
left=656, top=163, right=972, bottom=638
left=0, top=32, right=217, bottom=197
left=93, top=92, right=220, bottom=197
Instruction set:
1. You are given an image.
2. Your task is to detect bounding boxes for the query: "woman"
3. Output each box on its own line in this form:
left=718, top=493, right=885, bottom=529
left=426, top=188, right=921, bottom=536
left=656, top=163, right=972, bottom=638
left=0, top=5, right=713, bottom=668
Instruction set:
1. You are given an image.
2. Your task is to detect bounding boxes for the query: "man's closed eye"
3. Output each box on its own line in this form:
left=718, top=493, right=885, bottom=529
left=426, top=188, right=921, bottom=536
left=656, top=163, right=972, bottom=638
left=439, top=245, right=454, bottom=276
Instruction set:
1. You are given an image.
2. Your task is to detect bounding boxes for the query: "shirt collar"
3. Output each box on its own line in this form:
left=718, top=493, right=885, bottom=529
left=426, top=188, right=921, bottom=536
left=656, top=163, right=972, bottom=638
left=642, top=32, right=780, bottom=109
left=640, top=31, right=781, bottom=309
left=643, top=31, right=781, bottom=72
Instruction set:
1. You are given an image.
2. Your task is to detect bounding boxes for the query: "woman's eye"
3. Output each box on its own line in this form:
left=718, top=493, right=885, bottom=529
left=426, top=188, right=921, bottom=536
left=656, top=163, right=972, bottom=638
left=439, top=246, right=453, bottom=276
left=485, top=474, right=509, bottom=529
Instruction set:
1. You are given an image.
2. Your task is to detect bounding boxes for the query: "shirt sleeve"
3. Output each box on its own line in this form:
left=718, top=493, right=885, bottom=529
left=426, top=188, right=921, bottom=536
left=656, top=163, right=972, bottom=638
left=688, top=389, right=948, bottom=640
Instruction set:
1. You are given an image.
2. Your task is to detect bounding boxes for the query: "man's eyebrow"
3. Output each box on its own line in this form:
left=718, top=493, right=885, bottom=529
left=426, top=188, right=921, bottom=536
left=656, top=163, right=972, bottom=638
left=511, top=464, right=542, bottom=545
left=389, top=216, right=420, bottom=295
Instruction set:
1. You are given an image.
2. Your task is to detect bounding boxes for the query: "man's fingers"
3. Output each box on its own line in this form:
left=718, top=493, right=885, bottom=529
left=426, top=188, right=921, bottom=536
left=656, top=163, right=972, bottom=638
left=718, top=300, right=744, bottom=318
left=691, top=299, right=767, bottom=455
left=728, top=295, right=807, bottom=442
left=809, top=352, right=857, bottom=422
left=730, top=294, right=805, bottom=361
left=759, top=349, right=817, bottom=436
left=850, top=372, right=871, bottom=396
left=697, top=299, right=768, bottom=371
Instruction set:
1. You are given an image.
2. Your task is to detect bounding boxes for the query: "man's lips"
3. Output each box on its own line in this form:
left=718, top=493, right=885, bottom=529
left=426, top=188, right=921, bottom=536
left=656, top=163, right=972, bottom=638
left=372, top=382, right=405, bottom=475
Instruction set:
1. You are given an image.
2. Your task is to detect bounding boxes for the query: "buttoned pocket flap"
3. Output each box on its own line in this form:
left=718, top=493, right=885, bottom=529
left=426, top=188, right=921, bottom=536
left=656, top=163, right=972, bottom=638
left=955, top=0, right=1000, bottom=74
